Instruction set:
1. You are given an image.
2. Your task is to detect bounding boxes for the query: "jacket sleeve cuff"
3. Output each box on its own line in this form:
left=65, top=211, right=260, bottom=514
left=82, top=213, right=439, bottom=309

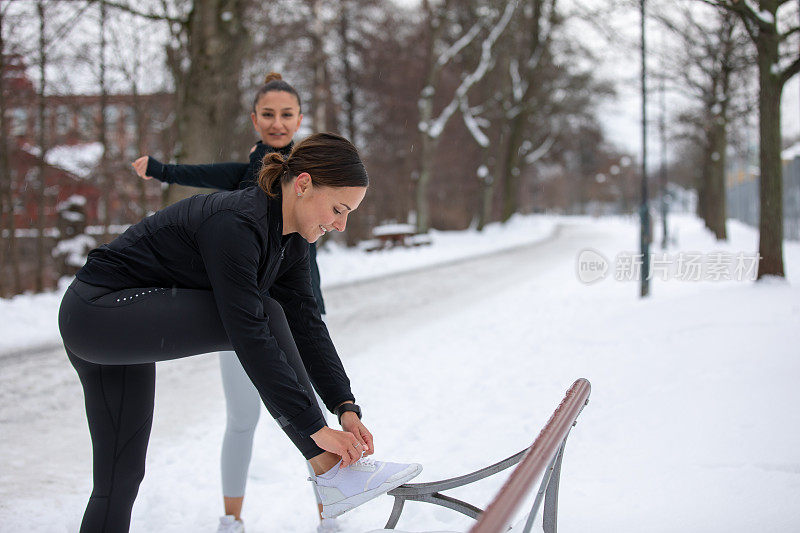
left=288, top=405, right=328, bottom=438
left=145, top=157, right=168, bottom=182
left=250, top=142, right=267, bottom=162
left=326, top=394, right=356, bottom=415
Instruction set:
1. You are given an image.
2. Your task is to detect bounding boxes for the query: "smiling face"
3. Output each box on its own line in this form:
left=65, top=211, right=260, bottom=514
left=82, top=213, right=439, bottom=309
left=285, top=174, right=367, bottom=243
left=251, top=91, right=303, bottom=148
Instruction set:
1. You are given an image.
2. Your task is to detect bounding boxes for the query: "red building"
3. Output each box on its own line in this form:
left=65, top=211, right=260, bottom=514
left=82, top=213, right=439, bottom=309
left=3, top=54, right=176, bottom=229
left=10, top=143, right=102, bottom=230
left=1, top=55, right=177, bottom=293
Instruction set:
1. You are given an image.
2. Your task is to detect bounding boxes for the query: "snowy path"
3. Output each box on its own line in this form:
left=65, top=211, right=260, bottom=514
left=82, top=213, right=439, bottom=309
left=2, top=217, right=799, bottom=532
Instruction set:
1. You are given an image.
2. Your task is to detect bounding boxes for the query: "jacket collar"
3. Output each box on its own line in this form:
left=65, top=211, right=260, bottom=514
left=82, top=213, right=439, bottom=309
left=263, top=187, right=285, bottom=244
left=254, top=140, right=294, bottom=158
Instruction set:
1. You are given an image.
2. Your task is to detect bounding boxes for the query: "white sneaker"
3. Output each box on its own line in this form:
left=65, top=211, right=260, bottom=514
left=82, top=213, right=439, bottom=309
left=217, top=514, right=244, bottom=533
left=311, top=456, right=422, bottom=519
left=317, top=517, right=340, bottom=532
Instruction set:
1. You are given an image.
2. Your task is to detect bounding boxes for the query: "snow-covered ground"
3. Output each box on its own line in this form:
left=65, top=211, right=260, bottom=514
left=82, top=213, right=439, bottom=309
left=1, top=214, right=799, bottom=532
left=0, top=215, right=557, bottom=356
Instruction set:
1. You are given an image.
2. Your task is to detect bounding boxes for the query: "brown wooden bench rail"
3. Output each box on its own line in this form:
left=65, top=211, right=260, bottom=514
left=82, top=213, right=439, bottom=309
left=382, top=378, right=591, bottom=533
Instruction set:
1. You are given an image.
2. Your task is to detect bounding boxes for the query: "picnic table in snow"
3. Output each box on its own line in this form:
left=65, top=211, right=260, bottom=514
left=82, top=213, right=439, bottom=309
left=366, top=223, right=432, bottom=251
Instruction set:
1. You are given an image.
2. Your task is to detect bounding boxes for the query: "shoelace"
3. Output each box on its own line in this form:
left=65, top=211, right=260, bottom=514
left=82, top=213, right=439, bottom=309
left=308, top=454, right=377, bottom=484
left=354, top=455, right=376, bottom=467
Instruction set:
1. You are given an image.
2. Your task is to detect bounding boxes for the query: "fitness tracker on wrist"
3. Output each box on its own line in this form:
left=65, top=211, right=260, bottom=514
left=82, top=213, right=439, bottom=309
left=335, top=403, right=362, bottom=425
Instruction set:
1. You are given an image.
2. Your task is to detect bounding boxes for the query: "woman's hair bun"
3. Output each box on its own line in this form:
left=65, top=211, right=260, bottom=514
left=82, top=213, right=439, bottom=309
left=264, top=72, right=282, bottom=84
left=264, top=152, right=286, bottom=166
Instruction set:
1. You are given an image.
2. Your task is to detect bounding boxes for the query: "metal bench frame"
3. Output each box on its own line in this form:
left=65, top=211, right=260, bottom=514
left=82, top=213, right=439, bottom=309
left=382, top=379, right=591, bottom=533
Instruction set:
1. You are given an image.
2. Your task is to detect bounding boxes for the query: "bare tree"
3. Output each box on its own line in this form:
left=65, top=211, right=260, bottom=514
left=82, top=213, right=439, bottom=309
left=0, top=1, right=21, bottom=295
left=497, top=0, right=558, bottom=222
left=103, top=0, right=250, bottom=205
left=458, top=0, right=613, bottom=226
left=107, top=12, right=152, bottom=217
left=658, top=3, right=753, bottom=240
left=33, top=0, right=49, bottom=291
left=96, top=0, right=112, bottom=240
left=702, top=0, right=800, bottom=278
left=306, top=0, right=339, bottom=133
left=0, top=7, right=7, bottom=296
left=168, top=0, right=250, bottom=202
left=339, top=0, right=356, bottom=141
left=416, top=0, right=519, bottom=233
left=337, top=3, right=422, bottom=238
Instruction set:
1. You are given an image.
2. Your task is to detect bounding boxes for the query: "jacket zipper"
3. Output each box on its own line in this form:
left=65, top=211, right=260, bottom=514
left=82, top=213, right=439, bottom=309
left=264, top=243, right=287, bottom=287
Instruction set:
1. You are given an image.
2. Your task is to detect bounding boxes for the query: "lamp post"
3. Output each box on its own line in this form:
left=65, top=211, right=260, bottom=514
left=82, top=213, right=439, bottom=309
left=660, top=72, right=668, bottom=249
left=640, top=0, right=650, bottom=297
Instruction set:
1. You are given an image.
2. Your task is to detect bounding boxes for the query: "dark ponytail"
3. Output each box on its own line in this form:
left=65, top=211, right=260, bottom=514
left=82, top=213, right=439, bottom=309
left=258, top=133, right=369, bottom=197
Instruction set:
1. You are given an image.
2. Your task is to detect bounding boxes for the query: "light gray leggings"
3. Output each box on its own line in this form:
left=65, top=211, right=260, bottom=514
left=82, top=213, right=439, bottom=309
left=219, top=350, right=328, bottom=502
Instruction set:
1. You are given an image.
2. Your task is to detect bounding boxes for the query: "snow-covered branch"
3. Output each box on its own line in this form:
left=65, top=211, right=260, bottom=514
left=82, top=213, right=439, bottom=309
left=525, top=0, right=553, bottom=71
left=437, top=21, right=482, bottom=68
left=781, top=55, right=800, bottom=87
left=524, top=135, right=555, bottom=164
left=460, top=98, right=489, bottom=147
left=510, top=59, right=524, bottom=103
left=742, top=0, right=775, bottom=27
left=427, top=0, right=519, bottom=139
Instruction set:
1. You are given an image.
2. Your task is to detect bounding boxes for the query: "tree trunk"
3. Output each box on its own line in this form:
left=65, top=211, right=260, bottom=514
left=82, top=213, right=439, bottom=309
left=696, top=168, right=707, bottom=222
left=416, top=131, right=437, bottom=233
left=98, top=0, right=111, bottom=242
left=129, top=71, right=148, bottom=215
left=415, top=0, right=443, bottom=234
left=703, top=12, right=737, bottom=241
left=309, top=0, right=337, bottom=134
left=501, top=113, right=526, bottom=222
left=34, top=0, right=47, bottom=292
left=339, top=0, right=356, bottom=141
left=717, top=0, right=789, bottom=278
left=0, top=9, right=5, bottom=295
left=477, top=145, right=494, bottom=231
left=755, top=30, right=784, bottom=277
left=500, top=0, right=547, bottom=223
left=706, top=119, right=728, bottom=240
left=167, top=0, right=248, bottom=205
left=489, top=0, right=560, bottom=222
left=0, top=8, right=20, bottom=295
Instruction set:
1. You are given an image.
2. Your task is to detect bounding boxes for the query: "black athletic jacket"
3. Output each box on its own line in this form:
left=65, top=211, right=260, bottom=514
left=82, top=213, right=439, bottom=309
left=75, top=186, right=352, bottom=437
left=145, top=142, right=327, bottom=314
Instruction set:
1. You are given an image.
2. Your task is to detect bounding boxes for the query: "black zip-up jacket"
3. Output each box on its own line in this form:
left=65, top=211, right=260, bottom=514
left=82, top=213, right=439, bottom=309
left=75, top=186, right=352, bottom=437
left=145, top=142, right=326, bottom=314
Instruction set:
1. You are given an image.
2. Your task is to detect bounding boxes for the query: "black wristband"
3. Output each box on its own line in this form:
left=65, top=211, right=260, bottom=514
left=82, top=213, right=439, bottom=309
left=335, top=403, right=362, bottom=425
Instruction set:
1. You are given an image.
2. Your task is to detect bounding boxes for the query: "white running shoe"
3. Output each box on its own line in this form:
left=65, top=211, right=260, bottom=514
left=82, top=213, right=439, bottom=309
left=316, top=517, right=341, bottom=532
left=216, top=514, right=244, bottom=533
left=311, top=456, right=422, bottom=519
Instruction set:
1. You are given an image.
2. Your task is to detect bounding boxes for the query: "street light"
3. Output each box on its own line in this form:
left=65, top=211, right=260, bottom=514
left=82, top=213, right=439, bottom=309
left=640, top=0, right=650, bottom=297
left=660, top=72, right=668, bottom=250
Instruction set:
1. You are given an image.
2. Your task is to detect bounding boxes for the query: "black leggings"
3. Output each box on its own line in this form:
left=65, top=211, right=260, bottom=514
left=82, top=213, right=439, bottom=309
left=59, top=279, right=325, bottom=533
